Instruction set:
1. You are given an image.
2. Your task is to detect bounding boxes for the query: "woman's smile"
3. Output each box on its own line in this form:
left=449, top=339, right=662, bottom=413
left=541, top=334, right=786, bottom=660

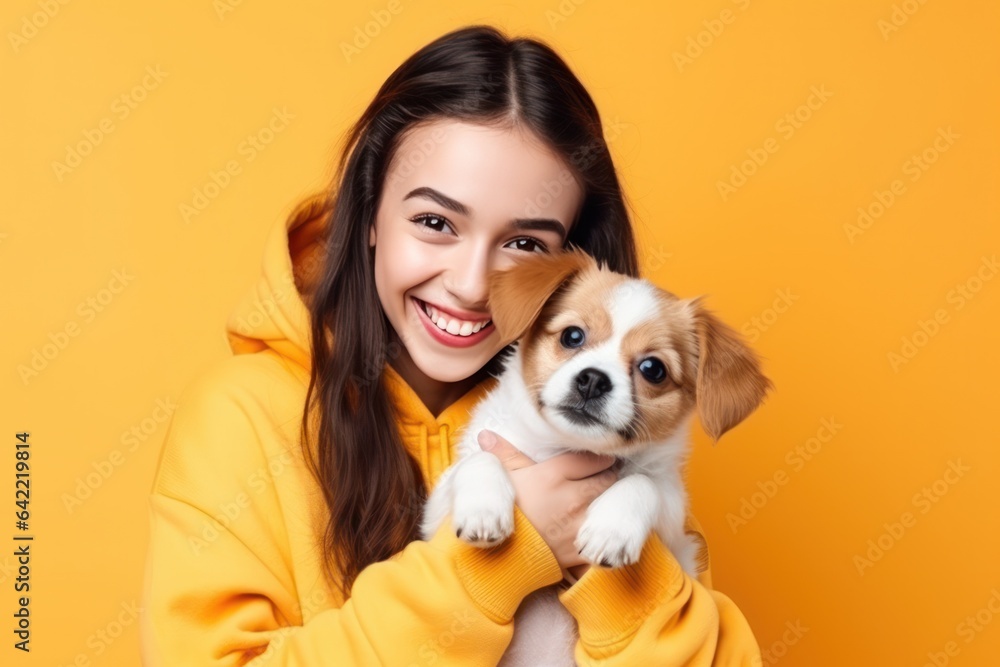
left=412, top=296, right=496, bottom=348
left=369, top=120, right=581, bottom=383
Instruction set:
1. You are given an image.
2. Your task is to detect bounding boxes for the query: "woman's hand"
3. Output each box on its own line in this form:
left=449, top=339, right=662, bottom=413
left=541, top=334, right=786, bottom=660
left=477, top=429, right=618, bottom=581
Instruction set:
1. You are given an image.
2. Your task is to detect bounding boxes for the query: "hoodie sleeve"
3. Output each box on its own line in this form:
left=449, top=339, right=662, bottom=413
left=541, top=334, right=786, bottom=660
left=557, top=519, right=763, bottom=666
left=140, top=362, right=565, bottom=667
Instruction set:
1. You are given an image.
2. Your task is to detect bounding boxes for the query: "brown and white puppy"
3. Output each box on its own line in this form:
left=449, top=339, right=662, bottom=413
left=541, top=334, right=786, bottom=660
left=420, top=248, right=772, bottom=666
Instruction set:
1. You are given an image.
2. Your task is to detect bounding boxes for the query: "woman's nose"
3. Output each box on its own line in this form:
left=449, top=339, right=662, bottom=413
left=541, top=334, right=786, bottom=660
left=443, top=254, right=491, bottom=310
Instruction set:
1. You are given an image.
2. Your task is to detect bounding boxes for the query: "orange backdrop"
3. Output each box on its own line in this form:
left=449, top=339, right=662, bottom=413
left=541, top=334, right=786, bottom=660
left=3, top=1, right=998, bottom=665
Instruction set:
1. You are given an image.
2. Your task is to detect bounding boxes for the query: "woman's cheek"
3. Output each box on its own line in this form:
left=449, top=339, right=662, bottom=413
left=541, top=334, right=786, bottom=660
left=397, top=237, right=441, bottom=277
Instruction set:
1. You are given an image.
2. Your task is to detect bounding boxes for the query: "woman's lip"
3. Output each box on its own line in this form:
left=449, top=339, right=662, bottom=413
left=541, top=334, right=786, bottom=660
left=416, top=298, right=491, bottom=323
left=413, top=297, right=494, bottom=347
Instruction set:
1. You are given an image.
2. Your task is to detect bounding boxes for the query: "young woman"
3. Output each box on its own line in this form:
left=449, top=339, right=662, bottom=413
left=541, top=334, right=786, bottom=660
left=141, top=25, right=762, bottom=666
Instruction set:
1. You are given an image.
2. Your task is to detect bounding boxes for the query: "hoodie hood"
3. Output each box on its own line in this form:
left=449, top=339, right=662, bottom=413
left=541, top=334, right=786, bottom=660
left=225, top=195, right=329, bottom=372
left=223, top=195, right=498, bottom=485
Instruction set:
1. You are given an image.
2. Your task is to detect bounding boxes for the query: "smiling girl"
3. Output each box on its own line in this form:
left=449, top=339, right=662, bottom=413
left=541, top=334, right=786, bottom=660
left=141, top=25, right=761, bottom=666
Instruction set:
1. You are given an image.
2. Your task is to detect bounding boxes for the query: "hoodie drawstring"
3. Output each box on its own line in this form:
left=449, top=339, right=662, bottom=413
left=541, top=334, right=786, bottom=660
left=415, top=422, right=451, bottom=488
left=418, top=423, right=430, bottom=485
left=411, top=422, right=452, bottom=487
left=439, top=423, right=450, bottom=474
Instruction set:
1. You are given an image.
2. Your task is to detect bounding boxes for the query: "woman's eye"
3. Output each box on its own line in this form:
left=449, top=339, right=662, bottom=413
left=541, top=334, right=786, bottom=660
left=412, top=214, right=452, bottom=234
left=411, top=216, right=547, bottom=254
left=505, top=238, right=548, bottom=254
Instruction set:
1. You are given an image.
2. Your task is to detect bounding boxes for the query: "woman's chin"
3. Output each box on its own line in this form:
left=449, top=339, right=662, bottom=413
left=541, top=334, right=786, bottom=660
left=409, top=348, right=496, bottom=384
left=417, top=360, right=485, bottom=384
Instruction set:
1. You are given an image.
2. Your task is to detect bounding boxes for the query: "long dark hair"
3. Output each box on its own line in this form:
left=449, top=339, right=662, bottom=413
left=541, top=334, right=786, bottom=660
left=298, top=24, right=640, bottom=601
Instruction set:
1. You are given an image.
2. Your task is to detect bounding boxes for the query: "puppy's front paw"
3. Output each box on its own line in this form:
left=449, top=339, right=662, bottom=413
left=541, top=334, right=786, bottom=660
left=449, top=450, right=516, bottom=548
left=575, top=505, right=648, bottom=569
left=452, top=498, right=514, bottom=548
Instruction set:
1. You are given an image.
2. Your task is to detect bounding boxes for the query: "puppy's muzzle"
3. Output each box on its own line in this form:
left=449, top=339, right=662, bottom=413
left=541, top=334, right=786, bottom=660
left=575, top=367, right=611, bottom=401
left=558, top=367, right=613, bottom=427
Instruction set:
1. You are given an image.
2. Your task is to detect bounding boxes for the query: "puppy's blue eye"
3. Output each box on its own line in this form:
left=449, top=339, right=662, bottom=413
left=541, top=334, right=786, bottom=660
left=560, top=326, right=585, bottom=348
left=638, top=358, right=667, bottom=384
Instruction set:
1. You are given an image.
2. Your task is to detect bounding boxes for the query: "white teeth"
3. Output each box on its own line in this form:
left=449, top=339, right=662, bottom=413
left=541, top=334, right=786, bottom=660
left=420, top=300, right=491, bottom=336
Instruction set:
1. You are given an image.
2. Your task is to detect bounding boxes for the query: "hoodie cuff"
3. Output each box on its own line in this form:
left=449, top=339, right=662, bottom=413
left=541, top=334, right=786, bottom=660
left=557, top=532, right=684, bottom=646
left=431, top=504, right=563, bottom=624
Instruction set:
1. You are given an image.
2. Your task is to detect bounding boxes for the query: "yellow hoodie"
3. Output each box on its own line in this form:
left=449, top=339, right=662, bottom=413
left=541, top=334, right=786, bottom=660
left=140, top=195, right=763, bottom=666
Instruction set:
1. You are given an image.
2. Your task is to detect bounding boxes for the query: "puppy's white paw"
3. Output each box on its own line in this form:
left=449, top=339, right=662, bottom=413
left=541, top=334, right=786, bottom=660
left=452, top=495, right=514, bottom=548
left=575, top=501, right=648, bottom=568
left=448, top=449, right=517, bottom=548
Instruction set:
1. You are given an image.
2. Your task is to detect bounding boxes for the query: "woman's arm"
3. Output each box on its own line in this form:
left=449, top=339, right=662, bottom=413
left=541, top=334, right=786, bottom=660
left=557, top=515, right=763, bottom=666
left=482, top=433, right=762, bottom=666
left=140, top=361, right=565, bottom=666
left=143, top=494, right=562, bottom=666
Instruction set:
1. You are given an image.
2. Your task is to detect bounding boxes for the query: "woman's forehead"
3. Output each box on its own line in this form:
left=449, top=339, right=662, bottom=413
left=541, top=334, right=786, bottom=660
left=385, top=119, right=584, bottom=228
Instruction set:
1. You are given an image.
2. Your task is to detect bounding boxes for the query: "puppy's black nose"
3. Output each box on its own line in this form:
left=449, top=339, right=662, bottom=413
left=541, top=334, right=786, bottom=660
left=575, top=367, right=612, bottom=401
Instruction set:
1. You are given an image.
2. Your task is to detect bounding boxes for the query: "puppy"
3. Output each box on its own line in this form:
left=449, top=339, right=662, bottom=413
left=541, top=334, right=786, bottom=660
left=420, top=248, right=772, bottom=666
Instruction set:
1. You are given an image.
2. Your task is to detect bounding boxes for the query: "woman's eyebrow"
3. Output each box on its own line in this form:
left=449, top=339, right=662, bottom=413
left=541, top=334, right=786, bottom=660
left=403, top=186, right=567, bottom=238
left=405, top=186, right=470, bottom=216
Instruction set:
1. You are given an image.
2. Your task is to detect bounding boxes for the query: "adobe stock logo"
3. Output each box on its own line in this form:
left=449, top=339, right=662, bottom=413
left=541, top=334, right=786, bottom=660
left=887, top=254, right=997, bottom=373
left=213, top=0, right=245, bottom=20
left=340, top=0, right=406, bottom=63
left=877, top=0, right=931, bottom=41
left=726, top=417, right=842, bottom=534
left=18, top=269, right=136, bottom=385
left=51, top=66, right=169, bottom=182
left=717, top=85, right=833, bottom=202
left=672, top=0, right=753, bottom=72
left=62, top=397, right=177, bottom=514
left=921, top=588, right=1000, bottom=667
left=852, top=459, right=969, bottom=576
left=179, top=107, right=295, bottom=223
left=740, top=288, right=799, bottom=343
left=545, top=0, right=589, bottom=30
left=8, top=0, right=72, bottom=53
left=844, top=126, right=959, bottom=244
left=55, top=599, right=143, bottom=667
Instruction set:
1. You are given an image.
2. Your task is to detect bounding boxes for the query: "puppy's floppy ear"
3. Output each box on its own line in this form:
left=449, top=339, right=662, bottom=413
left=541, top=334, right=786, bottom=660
left=688, top=296, right=774, bottom=443
left=487, top=248, right=595, bottom=342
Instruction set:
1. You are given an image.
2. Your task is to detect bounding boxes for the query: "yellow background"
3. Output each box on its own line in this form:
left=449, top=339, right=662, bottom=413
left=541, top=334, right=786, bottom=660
left=3, top=1, right=999, bottom=665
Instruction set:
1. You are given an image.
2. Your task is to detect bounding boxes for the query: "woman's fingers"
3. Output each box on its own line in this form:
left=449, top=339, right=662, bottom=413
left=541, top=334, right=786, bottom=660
left=576, top=467, right=618, bottom=501
left=549, top=449, right=617, bottom=480
left=478, top=430, right=536, bottom=471
left=478, top=429, right=618, bottom=488
left=483, top=432, right=620, bottom=573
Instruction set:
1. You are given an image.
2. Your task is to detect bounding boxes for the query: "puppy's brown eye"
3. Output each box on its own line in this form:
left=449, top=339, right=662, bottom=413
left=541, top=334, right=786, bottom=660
left=638, top=358, right=667, bottom=384
left=560, top=326, right=585, bottom=349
